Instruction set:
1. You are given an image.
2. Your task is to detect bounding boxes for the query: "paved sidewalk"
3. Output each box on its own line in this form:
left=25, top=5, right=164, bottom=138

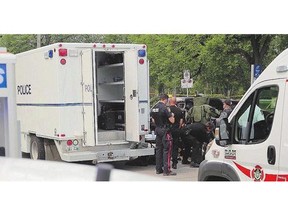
left=114, top=161, right=199, bottom=181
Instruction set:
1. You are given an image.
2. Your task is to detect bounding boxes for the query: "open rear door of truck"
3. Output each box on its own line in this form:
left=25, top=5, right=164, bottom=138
left=80, top=49, right=96, bottom=146
left=124, top=50, right=139, bottom=142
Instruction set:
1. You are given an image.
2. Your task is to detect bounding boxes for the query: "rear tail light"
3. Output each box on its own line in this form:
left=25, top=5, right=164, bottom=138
left=67, top=140, right=73, bottom=146
left=60, top=58, right=66, bottom=65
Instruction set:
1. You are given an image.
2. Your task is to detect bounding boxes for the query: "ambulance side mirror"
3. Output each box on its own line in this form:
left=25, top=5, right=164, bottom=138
left=215, top=118, right=231, bottom=146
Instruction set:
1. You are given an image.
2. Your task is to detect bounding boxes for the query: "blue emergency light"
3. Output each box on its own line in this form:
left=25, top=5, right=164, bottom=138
left=48, top=50, right=53, bottom=58
left=138, top=50, right=146, bottom=57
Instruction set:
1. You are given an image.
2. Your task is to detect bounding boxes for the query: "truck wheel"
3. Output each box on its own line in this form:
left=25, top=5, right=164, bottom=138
left=30, top=136, right=45, bottom=160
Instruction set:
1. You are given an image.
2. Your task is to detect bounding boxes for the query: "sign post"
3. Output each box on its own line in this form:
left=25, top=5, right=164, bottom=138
left=181, top=70, right=193, bottom=97
left=251, top=64, right=262, bottom=85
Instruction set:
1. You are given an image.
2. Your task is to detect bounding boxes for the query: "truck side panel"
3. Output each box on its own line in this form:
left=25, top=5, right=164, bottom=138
left=16, top=49, right=61, bottom=149
left=16, top=47, right=84, bottom=148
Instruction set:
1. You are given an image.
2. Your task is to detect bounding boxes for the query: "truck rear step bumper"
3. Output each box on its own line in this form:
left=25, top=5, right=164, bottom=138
left=61, top=147, right=155, bottom=162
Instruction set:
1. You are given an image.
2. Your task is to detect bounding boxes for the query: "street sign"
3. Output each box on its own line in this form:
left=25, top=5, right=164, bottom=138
left=254, top=64, right=262, bottom=79
left=183, top=70, right=190, bottom=80
left=251, top=64, right=263, bottom=85
left=181, top=78, right=193, bottom=88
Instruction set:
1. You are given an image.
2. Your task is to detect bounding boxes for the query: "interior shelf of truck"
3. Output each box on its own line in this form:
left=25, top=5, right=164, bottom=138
left=98, top=62, right=124, bottom=68
left=99, top=100, right=124, bottom=103
left=99, top=81, right=124, bottom=85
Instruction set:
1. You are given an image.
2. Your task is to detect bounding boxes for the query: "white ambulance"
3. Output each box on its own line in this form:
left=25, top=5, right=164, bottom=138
left=198, top=47, right=288, bottom=181
left=15, top=43, right=154, bottom=163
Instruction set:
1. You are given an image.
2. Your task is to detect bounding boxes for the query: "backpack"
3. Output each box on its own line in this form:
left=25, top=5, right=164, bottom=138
left=188, top=105, right=220, bottom=124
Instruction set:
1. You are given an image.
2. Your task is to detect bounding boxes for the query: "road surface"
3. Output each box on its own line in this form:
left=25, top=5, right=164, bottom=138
left=111, top=159, right=199, bottom=181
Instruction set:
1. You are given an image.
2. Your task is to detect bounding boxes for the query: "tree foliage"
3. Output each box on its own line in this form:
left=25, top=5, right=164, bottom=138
left=1, top=34, right=288, bottom=98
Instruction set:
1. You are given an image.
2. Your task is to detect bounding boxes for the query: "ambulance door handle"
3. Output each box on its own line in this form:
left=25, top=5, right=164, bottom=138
left=267, top=145, right=276, bottom=165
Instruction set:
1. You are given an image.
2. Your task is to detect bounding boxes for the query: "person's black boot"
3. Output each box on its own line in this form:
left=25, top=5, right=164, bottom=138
left=190, top=162, right=200, bottom=168
left=182, top=159, right=190, bottom=164
left=172, top=163, right=177, bottom=169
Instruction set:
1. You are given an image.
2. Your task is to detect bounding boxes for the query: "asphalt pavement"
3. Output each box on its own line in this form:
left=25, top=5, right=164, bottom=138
left=111, top=159, right=199, bottom=181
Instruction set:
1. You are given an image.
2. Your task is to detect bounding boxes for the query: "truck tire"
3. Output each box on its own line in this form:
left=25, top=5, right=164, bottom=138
left=30, top=136, right=45, bottom=160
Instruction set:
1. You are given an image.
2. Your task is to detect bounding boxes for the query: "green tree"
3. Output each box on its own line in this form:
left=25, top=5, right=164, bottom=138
left=198, top=34, right=276, bottom=96
left=0, top=34, right=105, bottom=53
left=1, top=34, right=285, bottom=98
left=128, top=34, right=206, bottom=95
left=0, top=34, right=37, bottom=53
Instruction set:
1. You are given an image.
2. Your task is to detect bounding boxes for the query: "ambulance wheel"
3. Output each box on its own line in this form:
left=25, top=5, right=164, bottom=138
left=30, top=136, right=45, bottom=160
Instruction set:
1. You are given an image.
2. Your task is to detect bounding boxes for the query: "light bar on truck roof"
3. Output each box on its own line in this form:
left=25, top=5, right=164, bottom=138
left=59, top=48, right=67, bottom=56
left=48, top=50, right=53, bottom=58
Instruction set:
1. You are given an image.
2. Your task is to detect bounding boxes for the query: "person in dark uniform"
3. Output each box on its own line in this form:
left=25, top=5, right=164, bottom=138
left=181, top=122, right=214, bottom=167
left=169, top=96, right=184, bottom=169
left=150, top=93, right=176, bottom=176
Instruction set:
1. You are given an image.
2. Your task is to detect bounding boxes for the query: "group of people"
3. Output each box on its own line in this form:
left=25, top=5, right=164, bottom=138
left=150, top=93, right=233, bottom=176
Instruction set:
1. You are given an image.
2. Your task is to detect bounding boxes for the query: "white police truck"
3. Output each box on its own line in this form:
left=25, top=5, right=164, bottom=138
left=198, top=47, right=288, bottom=181
left=15, top=43, right=154, bottom=163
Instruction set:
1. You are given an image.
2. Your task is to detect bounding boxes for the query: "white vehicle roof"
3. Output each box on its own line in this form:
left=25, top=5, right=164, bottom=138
left=16, top=42, right=147, bottom=56
left=255, top=47, right=288, bottom=84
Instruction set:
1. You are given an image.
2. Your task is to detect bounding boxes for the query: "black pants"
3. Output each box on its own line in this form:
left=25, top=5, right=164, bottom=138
left=182, top=135, right=203, bottom=164
left=155, top=127, right=173, bottom=173
left=171, top=128, right=181, bottom=165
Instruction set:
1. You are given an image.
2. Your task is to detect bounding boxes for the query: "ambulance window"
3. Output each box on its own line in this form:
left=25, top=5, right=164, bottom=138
left=234, top=86, right=278, bottom=144
left=235, top=93, right=254, bottom=143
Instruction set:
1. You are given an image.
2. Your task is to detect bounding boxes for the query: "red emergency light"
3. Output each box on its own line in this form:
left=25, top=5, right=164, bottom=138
left=59, top=48, right=68, bottom=56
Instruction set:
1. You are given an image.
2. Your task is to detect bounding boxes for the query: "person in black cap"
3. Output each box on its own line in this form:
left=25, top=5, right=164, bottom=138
left=216, top=99, right=233, bottom=126
left=150, top=93, right=176, bottom=176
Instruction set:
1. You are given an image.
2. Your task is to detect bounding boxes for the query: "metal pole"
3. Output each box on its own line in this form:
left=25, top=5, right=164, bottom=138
left=37, top=34, right=41, bottom=48
left=251, top=64, right=254, bottom=85
left=186, top=88, right=188, bottom=97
